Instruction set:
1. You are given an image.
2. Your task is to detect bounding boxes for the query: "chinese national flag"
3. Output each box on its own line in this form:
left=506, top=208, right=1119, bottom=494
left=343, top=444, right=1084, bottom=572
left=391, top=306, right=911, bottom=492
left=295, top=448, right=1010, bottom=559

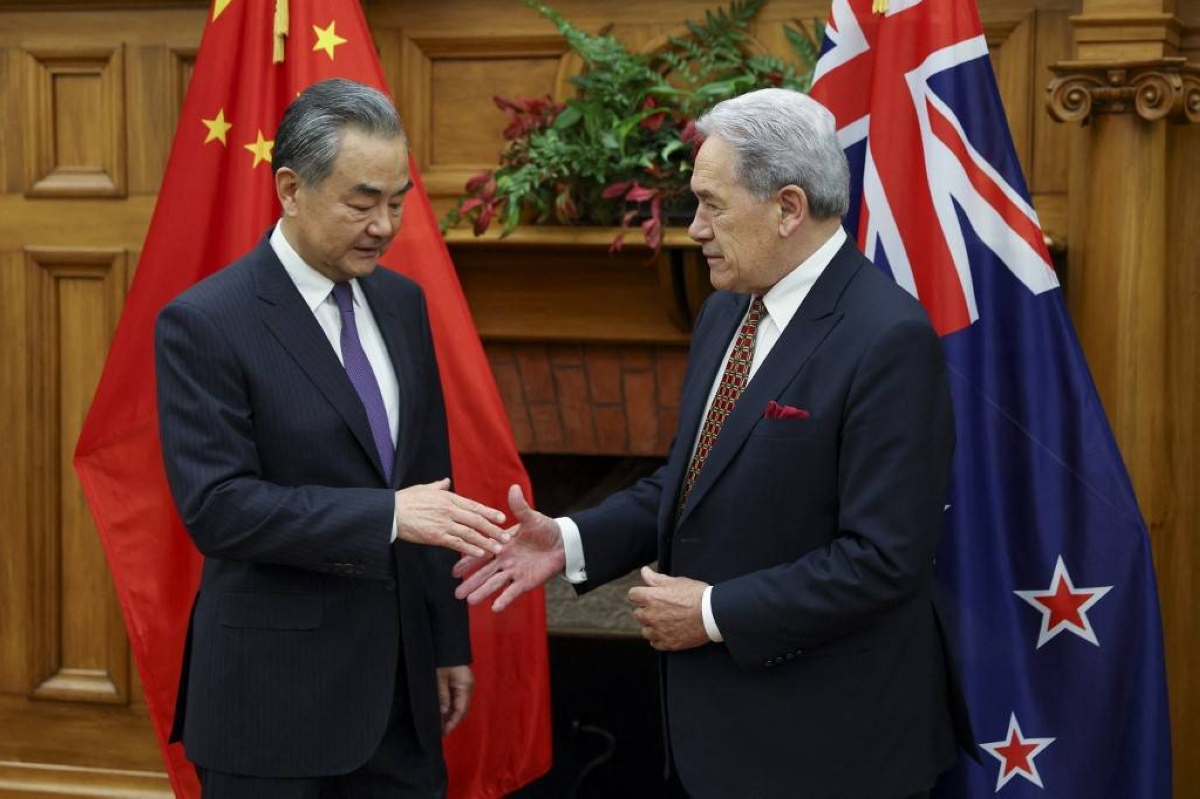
left=73, top=1, right=551, bottom=796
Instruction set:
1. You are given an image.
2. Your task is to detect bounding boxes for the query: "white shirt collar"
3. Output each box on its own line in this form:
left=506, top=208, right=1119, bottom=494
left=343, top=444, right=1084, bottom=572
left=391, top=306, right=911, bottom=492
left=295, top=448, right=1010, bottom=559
left=270, top=221, right=364, bottom=311
left=760, top=226, right=847, bottom=330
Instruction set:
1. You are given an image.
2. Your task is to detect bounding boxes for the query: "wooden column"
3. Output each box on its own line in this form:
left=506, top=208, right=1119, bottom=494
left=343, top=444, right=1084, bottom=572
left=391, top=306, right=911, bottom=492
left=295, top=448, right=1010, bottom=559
left=1048, top=6, right=1199, bottom=795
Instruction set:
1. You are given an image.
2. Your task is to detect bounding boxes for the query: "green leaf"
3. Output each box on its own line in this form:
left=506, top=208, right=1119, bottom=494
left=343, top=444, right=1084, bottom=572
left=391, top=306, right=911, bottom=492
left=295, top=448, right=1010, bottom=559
left=661, top=139, right=686, bottom=160
left=553, top=104, right=583, bottom=130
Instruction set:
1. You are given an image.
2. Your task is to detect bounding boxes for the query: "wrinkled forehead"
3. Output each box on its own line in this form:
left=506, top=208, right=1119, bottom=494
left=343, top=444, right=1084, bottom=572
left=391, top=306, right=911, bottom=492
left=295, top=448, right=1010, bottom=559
left=691, top=135, right=743, bottom=197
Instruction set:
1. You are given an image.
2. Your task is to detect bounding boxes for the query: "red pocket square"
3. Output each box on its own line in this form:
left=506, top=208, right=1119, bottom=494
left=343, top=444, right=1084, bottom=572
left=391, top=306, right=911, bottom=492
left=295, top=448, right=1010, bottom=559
left=764, top=401, right=811, bottom=420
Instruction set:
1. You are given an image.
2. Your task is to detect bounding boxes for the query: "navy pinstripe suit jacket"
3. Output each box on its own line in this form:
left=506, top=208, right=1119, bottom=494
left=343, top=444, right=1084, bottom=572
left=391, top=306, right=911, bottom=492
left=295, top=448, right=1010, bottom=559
left=155, top=236, right=467, bottom=778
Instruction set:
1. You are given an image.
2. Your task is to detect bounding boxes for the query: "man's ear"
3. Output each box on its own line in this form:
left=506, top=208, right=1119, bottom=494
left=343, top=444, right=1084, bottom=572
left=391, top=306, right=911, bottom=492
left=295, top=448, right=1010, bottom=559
left=777, top=185, right=807, bottom=237
left=276, top=167, right=302, bottom=218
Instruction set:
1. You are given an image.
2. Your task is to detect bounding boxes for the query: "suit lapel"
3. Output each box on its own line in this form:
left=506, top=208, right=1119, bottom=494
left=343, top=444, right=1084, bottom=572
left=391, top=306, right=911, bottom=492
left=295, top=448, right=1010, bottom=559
left=358, top=271, right=416, bottom=488
left=656, top=293, right=749, bottom=541
left=675, top=240, right=864, bottom=527
left=251, top=240, right=390, bottom=483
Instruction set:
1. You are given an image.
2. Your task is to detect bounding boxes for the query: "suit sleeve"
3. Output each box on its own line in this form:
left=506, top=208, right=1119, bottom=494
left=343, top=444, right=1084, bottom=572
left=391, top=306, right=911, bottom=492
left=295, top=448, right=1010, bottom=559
left=570, top=294, right=722, bottom=591
left=406, top=292, right=471, bottom=667
left=712, top=316, right=954, bottom=673
left=155, top=299, right=396, bottom=580
left=571, top=464, right=669, bottom=591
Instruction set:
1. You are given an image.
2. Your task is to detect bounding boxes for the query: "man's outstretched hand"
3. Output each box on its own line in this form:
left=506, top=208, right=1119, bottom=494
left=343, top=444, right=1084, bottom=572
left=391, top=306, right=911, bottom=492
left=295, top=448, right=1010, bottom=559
left=453, top=484, right=565, bottom=612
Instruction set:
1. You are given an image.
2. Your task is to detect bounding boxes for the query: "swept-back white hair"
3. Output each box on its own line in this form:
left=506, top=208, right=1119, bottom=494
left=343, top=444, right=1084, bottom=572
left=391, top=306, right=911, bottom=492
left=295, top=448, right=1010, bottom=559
left=696, top=88, right=850, bottom=219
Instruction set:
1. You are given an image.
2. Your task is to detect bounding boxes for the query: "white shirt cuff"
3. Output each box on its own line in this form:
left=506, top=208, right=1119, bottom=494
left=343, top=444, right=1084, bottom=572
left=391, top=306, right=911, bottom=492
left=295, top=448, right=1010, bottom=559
left=702, top=585, right=723, bottom=642
left=390, top=511, right=398, bottom=543
left=557, top=516, right=587, bottom=583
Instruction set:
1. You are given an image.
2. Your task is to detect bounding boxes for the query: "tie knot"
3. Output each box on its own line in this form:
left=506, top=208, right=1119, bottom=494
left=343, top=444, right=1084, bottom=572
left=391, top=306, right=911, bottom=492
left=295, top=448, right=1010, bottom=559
left=331, top=282, right=355, bottom=315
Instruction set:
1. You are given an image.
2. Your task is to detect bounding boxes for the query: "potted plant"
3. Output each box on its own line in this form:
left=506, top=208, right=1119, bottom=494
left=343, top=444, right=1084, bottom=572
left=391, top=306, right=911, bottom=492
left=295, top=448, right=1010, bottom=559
left=441, top=0, right=823, bottom=253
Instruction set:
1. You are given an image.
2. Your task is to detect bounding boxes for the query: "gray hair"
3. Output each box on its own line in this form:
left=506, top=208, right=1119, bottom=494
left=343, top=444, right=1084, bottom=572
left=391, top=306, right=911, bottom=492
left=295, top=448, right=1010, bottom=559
left=274, top=78, right=407, bottom=187
left=695, top=88, right=850, bottom=219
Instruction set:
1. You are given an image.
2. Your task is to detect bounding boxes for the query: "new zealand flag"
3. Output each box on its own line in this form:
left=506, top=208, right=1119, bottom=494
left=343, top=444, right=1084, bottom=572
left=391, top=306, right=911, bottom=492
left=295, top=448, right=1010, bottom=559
left=810, top=0, right=1172, bottom=794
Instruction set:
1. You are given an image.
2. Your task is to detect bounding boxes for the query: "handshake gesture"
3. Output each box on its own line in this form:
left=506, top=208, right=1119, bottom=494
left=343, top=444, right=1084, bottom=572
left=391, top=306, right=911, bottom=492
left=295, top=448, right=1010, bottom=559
left=453, top=485, right=711, bottom=652
left=452, top=485, right=566, bottom=611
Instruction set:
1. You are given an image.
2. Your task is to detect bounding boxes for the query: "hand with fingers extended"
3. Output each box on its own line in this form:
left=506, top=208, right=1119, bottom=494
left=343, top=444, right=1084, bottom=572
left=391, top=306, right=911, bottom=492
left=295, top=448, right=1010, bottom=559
left=628, top=566, right=710, bottom=651
left=394, top=478, right=509, bottom=558
left=453, top=484, right=565, bottom=612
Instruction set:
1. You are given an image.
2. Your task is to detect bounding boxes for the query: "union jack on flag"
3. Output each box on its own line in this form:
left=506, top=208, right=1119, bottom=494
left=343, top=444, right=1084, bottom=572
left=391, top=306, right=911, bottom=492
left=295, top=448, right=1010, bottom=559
left=811, top=0, right=1173, bottom=795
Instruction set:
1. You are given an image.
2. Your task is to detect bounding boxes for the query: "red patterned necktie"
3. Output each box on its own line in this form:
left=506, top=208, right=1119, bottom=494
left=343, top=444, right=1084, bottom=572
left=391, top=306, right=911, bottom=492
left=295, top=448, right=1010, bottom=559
left=678, top=295, right=765, bottom=516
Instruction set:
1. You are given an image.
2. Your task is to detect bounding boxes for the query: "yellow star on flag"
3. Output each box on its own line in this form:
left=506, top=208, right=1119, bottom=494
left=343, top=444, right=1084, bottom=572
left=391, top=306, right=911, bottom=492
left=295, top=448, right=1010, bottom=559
left=312, top=21, right=347, bottom=61
left=212, top=0, right=232, bottom=21
left=202, top=108, right=233, bottom=146
left=243, top=130, right=274, bottom=168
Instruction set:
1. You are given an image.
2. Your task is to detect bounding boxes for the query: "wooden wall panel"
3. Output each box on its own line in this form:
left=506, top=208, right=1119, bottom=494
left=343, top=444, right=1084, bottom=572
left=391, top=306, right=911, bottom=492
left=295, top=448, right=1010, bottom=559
left=988, top=16, right=1036, bottom=182
left=397, top=33, right=568, bottom=198
left=0, top=251, right=30, bottom=697
left=1164, top=119, right=1199, bottom=799
left=26, top=249, right=129, bottom=705
left=22, top=46, right=126, bottom=198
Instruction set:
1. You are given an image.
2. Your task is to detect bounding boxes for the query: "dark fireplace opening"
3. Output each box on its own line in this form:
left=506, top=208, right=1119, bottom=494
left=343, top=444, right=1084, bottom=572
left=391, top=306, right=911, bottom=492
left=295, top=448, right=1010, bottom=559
left=510, top=454, right=687, bottom=798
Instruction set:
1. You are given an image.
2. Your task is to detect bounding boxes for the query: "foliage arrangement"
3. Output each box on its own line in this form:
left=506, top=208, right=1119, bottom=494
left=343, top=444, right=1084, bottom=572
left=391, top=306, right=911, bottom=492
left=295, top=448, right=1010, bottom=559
left=441, top=0, right=823, bottom=252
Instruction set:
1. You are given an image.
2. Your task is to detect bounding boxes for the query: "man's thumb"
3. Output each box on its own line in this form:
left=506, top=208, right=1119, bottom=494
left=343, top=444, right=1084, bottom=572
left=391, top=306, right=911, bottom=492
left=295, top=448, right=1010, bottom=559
left=641, top=565, right=667, bottom=586
left=508, top=484, right=531, bottom=517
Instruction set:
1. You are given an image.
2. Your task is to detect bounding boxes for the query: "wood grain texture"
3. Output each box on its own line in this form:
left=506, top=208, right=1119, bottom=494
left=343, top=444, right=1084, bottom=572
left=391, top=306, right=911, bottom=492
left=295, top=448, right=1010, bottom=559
left=25, top=248, right=130, bottom=705
left=1163, top=119, right=1199, bottom=799
left=22, top=46, right=126, bottom=198
left=0, top=250, right=30, bottom=696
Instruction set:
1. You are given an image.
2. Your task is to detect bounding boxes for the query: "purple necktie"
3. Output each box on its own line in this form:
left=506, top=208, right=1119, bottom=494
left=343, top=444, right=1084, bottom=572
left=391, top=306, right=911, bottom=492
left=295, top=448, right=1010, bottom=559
left=332, top=282, right=394, bottom=481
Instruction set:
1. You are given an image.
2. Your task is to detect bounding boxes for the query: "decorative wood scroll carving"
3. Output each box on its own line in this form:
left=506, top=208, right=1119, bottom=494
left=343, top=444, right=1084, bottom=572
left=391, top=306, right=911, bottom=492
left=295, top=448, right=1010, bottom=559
left=1047, top=57, right=1200, bottom=124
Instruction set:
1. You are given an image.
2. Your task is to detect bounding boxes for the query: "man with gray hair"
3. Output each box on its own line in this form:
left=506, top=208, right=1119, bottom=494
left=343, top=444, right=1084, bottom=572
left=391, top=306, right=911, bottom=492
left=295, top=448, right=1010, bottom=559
left=457, top=87, right=976, bottom=797
left=155, top=78, right=509, bottom=797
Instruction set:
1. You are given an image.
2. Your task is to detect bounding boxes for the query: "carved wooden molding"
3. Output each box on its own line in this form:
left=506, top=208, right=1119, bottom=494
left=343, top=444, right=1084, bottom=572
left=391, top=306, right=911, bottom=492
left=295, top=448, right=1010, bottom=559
left=396, top=33, right=569, bottom=199
left=1047, top=58, right=1200, bottom=123
left=25, top=247, right=130, bottom=705
left=0, top=761, right=169, bottom=798
left=22, top=45, right=127, bottom=198
left=1068, top=13, right=1185, bottom=52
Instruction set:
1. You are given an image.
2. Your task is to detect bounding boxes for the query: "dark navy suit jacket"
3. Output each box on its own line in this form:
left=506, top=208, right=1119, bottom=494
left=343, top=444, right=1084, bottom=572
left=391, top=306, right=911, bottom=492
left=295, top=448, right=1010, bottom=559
left=155, top=236, right=467, bottom=778
left=574, top=240, right=975, bottom=798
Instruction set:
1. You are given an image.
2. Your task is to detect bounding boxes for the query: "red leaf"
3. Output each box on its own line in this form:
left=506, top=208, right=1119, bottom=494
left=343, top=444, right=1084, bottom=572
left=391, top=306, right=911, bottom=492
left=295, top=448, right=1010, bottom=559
left=493, top=95, right=521, bottom=112
left=602, top=181, right=632, bottom=199
left=465, top=171, right=492, bottom=193
left=641, top=218, right=662, bottom=251
left=459, top=197, right=484, bottom=214
left=640, top=112, right=667, bottom=131
left=626, top=184, right=657, bottom=202
left=473, top=205, right=495, bottom=236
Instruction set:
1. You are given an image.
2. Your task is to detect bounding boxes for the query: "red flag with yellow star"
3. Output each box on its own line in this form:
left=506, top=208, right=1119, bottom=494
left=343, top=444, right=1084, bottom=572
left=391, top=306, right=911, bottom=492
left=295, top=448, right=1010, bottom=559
left=73, top=1, right=551, bottom=796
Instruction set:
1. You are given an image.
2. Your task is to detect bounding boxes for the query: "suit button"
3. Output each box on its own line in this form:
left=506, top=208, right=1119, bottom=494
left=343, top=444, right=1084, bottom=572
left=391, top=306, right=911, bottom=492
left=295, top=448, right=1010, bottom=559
left=794, top=649, right=803, bottom=656
left=784, top=653, right=794, bottom=661
left=355, top=564, right=365, bottom=576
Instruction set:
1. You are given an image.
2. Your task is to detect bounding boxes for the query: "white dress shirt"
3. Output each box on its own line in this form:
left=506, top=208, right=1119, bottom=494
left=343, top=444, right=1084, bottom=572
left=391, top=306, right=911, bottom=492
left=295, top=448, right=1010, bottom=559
left=559, top=226, right=848, bottom=641
left=270, top=222, right=401, bottom=541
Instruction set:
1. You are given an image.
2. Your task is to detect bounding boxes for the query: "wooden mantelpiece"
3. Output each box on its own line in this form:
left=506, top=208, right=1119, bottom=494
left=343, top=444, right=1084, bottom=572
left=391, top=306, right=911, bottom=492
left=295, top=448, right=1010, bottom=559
left=446, top=224, right=709, bottom=345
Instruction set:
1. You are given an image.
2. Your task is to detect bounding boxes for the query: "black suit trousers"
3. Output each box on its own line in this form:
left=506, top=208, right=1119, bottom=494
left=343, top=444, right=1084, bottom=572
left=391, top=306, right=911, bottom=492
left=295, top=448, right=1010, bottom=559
left=196, top=648, right=445, bottom=799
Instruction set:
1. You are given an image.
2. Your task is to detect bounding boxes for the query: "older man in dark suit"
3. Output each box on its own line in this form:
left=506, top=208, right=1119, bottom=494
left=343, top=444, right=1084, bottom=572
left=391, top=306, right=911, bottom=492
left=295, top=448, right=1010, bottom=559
left=155, top=79, right=508, bottom=798
left=456, top=88, right=976, bottom=798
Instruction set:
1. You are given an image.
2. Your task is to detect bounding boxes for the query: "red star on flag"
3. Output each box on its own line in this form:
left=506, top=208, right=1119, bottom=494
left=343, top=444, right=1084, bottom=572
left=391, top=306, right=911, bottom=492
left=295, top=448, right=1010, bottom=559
left=981, top=713, right=1056, bottom=791
left=1015, top=555, right=1112, bottom=648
